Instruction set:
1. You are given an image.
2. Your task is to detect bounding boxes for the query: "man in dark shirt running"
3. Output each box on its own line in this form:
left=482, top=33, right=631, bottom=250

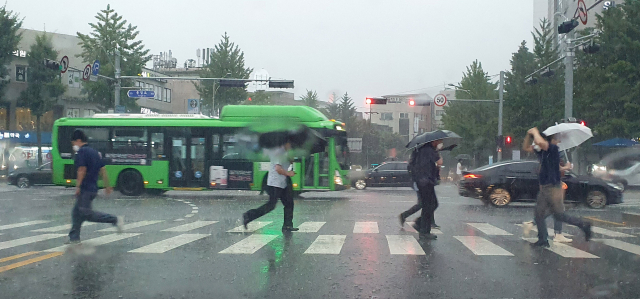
left=523, top=127, right=592, bottom=248
left=67, top=130, right=124, bottom=244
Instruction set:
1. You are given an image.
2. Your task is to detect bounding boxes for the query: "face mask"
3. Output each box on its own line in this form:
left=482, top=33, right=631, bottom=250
left=72, top=145, right=80, bottom=152
left=436, top=143, right=444, bottom=150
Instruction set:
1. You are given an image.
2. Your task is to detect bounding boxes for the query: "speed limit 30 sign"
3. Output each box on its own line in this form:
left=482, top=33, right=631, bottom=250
left=433, top=94, right=447, bottom=107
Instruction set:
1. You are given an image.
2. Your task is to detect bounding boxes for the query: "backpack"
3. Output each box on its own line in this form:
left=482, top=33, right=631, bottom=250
left=407, top=148, right=419, bottom=175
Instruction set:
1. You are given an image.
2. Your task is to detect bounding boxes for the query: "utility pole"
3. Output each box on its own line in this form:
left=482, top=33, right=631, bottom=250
left=115, top=49, right=121, bottom=108
left=564, top=33, right=574, bottom=119
left=497, top=71, right=504, bottom=162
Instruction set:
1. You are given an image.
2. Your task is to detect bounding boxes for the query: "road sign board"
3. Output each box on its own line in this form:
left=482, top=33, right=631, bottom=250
left=434, top=94, right=447, bottom=107
left=60, top=56, right=69, bottom=73
left=577, top=0, right=588, bottom=25
left=127, top=90, right=155, bottom=98
left=92, top=60, right=100, bottom=76
left=82, top=64, right=92, bottom=81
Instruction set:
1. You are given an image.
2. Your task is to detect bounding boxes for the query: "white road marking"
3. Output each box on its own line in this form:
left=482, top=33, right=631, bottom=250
left=0, top=220, right=50, bottom=231
left=98, top=220, right=163, bottom=232
left=44, top=233, right=141, bottom=252
left=522, top=238, right=599, bottom=258
left=515, top=223, right=573, bottom=237
left=192, top=207, right=199, bottom=210
left=386, top=235, right=425, bottom=255
left=185, top=214, right=194, bottom=218
left=129, top=234, right=209, bottom=253
left=219, top=234, right=278, bottom=254
left=353, top=222, right=379, bottom=234
left=162, top=221, right=218, bottom=232
left=304, top=235, right=346, bottom=254
left=32, top=222, right=96, bottom=232
left=296, top=222, right=326, bottom=233
left=227, top=221, right=272, bottom=233
left=594, top=239, right=640, bottom=256
left=191, top=210, right=198, bottom=214
left=566, top=224, right=635, bottom=237
left=0, top=234, right=66, bottom=250
left=454, top=236, right=514, bottom=256
left=174, top=219, right=185, bottom=222
left=405, top=222, right=443, bottom=234
left=467, top=223, right=513, bottom=236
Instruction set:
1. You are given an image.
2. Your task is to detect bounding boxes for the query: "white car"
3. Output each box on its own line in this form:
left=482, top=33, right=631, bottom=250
left=591, top=154, right=640, bottom=190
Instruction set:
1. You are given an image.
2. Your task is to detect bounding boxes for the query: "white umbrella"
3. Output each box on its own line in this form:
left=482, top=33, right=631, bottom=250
left=543, top=123, right=593, bottom=152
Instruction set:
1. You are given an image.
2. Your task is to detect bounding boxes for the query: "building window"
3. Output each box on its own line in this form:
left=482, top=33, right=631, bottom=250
left=416, top=114, right=424, bottom=121
left=165, top=88, right=171, bottom=103
left=399, top=113, right=409, bottom=119
left=83, top=109, right=95, bottom=117
left=436, top=110, right=445, bottom=116
left=15, top=66, right=27, bottom=82
left=15, top=108, right=54, bottom=132
left=380, top=113, right=393, bottom=121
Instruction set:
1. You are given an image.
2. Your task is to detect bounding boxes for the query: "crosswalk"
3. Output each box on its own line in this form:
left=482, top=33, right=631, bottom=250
left=0, top=218, right=638, bottom=261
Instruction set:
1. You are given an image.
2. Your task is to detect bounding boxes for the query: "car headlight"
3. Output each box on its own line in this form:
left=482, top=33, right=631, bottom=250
left=607, top=183, right=623, bottom=191
left=334, top=170, right=343, bottom=186
left=8, top=171, right=16, bottom=177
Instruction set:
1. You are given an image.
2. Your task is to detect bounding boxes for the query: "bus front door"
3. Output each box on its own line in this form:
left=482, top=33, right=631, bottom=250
left=303, top=152, right=330, bottom=190
left=168, top=130, right=207, bottom=188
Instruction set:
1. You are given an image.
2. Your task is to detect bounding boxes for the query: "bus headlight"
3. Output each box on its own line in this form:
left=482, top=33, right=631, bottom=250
left=334, top=170, right=343, bottom=185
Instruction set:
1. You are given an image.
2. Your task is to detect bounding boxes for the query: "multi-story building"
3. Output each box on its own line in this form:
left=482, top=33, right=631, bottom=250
left=372, top=93, right=434, bottom=142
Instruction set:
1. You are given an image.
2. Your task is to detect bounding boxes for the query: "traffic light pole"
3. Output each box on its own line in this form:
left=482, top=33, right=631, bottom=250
left=497, top=71, right=504, bottom=162
left=564, top=34, right=574, bottom=119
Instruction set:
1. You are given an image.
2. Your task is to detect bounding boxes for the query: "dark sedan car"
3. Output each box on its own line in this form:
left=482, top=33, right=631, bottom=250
left=354, top=161, right=412, bottom=190
left=458, top=160, right=623, bottom=209
left=7, top=162, right=53, bottom=188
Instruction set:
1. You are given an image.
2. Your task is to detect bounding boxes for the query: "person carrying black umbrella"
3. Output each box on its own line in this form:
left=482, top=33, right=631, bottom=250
left=399, top=139, right=443, bottom=240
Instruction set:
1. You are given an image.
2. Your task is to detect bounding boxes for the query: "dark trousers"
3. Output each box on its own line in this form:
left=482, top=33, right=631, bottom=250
left=535, top=184, right=588, bottom=242
left=401, top=182, right=436, bottom=234
left=245, top=184, right=294, bottom=227
left=69, top=191, right=117, bottom=241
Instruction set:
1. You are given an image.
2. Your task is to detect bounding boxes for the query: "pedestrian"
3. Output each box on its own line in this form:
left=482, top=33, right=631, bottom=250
left=398, top=139, right=442, bottom=240
left=522, top=127, right=591, bottom=247
left=243, top=140, right=298, bottom=232
left=67, top=130, right=124, bottom=244
left=456, top=159, right=464, bottom=184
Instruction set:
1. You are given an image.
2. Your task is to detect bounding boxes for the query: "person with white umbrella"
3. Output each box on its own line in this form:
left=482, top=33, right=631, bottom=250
left=522, top=126, right=592, bottom=248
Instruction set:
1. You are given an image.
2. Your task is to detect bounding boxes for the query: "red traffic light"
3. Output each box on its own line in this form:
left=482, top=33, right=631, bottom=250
left=579, top=120, right=587, bottom=126
left=505, top=136, right=512, bottom=144
left=365, top=98, right=372, bottom=105
left=365, top=97, right=387, bottom=105
left=409, top=99, right=415, bottom=106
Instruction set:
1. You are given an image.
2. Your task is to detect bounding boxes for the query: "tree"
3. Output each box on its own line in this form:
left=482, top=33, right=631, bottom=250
left=0, top=5, right=22, bottom=102
left=321, top=101, right=340, bottom=120
left=198, top=33, right=253, bottom=115
left=244, top=90, right=271, bottom=105
left=18, top=34, right=66, bottom=167
left=77, top=5, right=151, bottom=112
left=574, top=1, right=640, bottom=140
left=299, top=89, right=319, bottom=109
left=338, top=92, right=357, bottom=129
left=441, top=60, right=498, bottom=164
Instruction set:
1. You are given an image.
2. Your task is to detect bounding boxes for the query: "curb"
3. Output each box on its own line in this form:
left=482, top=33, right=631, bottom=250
left=622, top=212, right=640, bottom=225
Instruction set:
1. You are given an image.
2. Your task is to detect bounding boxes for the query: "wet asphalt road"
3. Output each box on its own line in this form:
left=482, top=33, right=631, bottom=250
left=1, top=184, right=640, bottom=299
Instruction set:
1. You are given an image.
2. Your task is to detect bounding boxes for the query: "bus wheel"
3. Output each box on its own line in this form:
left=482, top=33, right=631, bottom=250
left=146, top=189, right=167, bottom=196
left=118, top=170, right=144, bottom=196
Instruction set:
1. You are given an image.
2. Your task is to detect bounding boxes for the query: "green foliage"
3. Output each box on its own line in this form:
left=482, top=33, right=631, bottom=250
left=0, top=5, right=22, bottom=101
left=198, top=33, right=253, bottom=115
left=574, top=0, right=640, bottom=140
left=76, top=5, right=151, bottom=112
left=299, top=89, right=319, bottom=109
left=338, top=92, right=357, bottom=129
left=441, top=60, right=498, bottom=163
left=244, top=90, right=271, bottom=105
left=321, top=101, right=341, bottom=120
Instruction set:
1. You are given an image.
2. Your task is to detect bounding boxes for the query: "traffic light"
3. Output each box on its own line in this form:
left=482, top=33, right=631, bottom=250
left=218, top=79, right=248, bottom=88
left=583, top=43, right=601, bottom=54
left=43, top=59, right=60, bottom=71
left=525, top=76, right=538, bottom=85
left=505, top=135, right=512, bottom=145
left=579, top=120, right=587, bottom=126
left=558, top=19, right=579, bottom=34
left=269, top=80, right=294, bottom=89
left=408, top=99, right=415, bottom=106
left=365, top=97, right=387, bottom=105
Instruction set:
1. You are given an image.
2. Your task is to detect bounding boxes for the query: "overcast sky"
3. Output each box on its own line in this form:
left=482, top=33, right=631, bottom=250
left=8, top=0, right=535, bottom=111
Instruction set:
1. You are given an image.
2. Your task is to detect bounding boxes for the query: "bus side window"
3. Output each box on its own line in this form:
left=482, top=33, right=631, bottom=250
left=212, top=134, right=220, bottom=159
left=151, top=132, right=165, bottom=159
left=112, top=128, right=147, bottom=154
left=82, top=128, right=110, bottom=154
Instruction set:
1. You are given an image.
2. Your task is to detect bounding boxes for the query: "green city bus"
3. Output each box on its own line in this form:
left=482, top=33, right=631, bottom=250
left=51, top=105, right=350, bottom=196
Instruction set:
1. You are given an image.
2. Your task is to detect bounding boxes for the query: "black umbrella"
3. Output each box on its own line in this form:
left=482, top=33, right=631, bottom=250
left=257, top=125, right=327, bottom=154
left=455, top=154, right=471, bottom=160
left=406, top=130, right=462, bottom=149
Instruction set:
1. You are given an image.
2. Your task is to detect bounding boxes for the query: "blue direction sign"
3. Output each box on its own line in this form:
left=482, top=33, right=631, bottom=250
left=127, top=90, right=155, bottom=98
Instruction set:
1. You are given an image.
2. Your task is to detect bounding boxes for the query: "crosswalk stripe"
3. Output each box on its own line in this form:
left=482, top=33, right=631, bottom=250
left=227, top=221, right=272, bottom=233
left=467, top=223, right=513, bottom=236
left=0, top=220, right=50, bottom=231
left=594, top=239, right=640, bottom=256
left=386, top=235, right=425, bottom=255
left=129, top=234, right=210, bottom=253
left=161, top=221, right=218, bottom=232
left=405, top=222, right=443, bottom=234
left=515, top=223, right=573, bottom=237
left=44, top=233, right=141, bottom=252
left=297, top=222, right=326, bottom=233
left=219, top=234, right=278, bottom=254
left=304, top=235, right=346, bottom=254
left=454, top=236, right=514, bottom=256
left=0, top=234, right=66, bottom=250
left=566, top=224, right=635, bottom=238
left=522, top=238, right=599, bottom=258
left=353, top=222, right=379, bottom=234
left=98, top=220, right=163, bottom=232
left=31, top=223, right=97, bottom=233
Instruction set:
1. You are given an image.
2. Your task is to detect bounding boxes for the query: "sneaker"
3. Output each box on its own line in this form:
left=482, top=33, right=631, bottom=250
left=583, top=223, right=593, bottom=241
left=116, top=216, right=125, bottom=234
left=419, top=233, right=437, bottom=240
left=398, top=214, right=406, bottom=227
left=64, top=239, right=81, bottom=245
left=531, top=240, right=550, bottom=248
left=554, top=234, right=573, bottom=243
left=522, top=221, right=534, bottom=236
left=431, top=223, right=441, bottom=229
left=242, top=213, right=249, bottom=230
left=282, top=226, right=299, bottom=232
